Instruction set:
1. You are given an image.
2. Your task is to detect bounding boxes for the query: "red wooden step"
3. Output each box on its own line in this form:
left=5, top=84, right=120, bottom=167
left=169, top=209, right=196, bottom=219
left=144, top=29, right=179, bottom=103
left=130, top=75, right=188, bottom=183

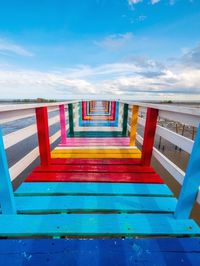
left=50, top=159, right=141, bottom=165
left=34, top=165, right=155, bottom=173
left=25, top=172, right=164, bottom=183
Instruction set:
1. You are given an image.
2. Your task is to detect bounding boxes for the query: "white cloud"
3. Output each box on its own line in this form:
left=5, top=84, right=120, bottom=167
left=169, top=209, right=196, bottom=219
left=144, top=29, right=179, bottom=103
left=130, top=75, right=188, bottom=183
left=0, top=38, right=33, bottom=57
left=0, top=58, right=200, bottom=100
left=128, top=0, right=143, bottom=5
left=94, top=33, right=134, bottom=50
left=151, top=0, right=161, bottom=4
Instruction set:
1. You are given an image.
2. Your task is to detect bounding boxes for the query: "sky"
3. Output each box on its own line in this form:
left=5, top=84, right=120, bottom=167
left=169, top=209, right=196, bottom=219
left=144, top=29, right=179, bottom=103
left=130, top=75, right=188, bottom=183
left=0, top=0, right=200, bottom=100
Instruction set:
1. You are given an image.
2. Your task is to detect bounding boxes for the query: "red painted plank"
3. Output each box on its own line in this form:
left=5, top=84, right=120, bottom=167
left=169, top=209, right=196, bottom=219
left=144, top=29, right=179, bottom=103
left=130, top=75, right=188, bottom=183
left=141, top=108, right=158, bottom=166
left=35, top=107, right=51, bottom=166
left=34, top=165, right=155, bottom=173
left=25, top=172, right=163, bottom=183
left=50, top=159, right=142, bottom=165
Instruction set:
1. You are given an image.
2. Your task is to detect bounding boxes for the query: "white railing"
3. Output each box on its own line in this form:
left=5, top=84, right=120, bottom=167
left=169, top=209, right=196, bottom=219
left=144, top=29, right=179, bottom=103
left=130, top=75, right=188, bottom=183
left=0, top=101, right=76, bottom=181
left=127, top=102, right=200, bottom=204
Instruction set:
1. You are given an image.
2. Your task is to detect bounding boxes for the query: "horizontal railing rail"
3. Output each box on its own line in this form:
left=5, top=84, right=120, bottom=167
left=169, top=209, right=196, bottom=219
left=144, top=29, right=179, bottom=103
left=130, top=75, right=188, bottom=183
left=0, top=101, right=78, bottom=181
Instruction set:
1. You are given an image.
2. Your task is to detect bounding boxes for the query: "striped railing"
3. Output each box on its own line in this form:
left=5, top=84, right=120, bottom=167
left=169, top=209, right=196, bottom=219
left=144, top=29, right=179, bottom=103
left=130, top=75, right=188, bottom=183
left=0, top=101, right=77, bottom=182
left=127, top=102, right=200, bottom=218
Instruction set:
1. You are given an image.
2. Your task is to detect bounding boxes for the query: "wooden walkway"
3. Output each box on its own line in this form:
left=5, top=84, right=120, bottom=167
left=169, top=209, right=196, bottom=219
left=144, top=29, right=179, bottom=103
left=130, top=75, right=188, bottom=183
left=0, top=100, right=200, bottom=264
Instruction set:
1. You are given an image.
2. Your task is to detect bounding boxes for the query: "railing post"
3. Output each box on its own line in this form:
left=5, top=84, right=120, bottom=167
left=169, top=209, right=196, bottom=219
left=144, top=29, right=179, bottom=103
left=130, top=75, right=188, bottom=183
left=68, top=103, right=74, bottom=136
left=130, top=105, right=139, bottom=146
left=122, top=104, right=129, bottom=136
left=36, top=107, right=51, bottom=166
left=59, top=104, right=67, bottom=144
left=0, top=129, right=16, bottom=214
left=175, top=124, right=200, bottom=219
left=141, top=108, right=158, bottom=166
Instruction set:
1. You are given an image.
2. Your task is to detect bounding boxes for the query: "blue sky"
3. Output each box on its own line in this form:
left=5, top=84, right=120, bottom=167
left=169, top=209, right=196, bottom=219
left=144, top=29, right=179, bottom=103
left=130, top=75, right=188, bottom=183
left=0, top=0, right=200, bottom=100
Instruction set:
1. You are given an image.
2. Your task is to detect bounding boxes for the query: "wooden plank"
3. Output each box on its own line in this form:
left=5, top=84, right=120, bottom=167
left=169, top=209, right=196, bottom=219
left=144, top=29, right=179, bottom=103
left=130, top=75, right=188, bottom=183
left=0, top=213, right=199, bottom=236
left=25, top=171, right=164, bottom=183
left=13, top=195, right=177, bottom=213
left=68, top=103, right=74, bottom=136
left=0, top=238, right=200, bottom=266
left=51, top=158, right=142, bottom=165
left=51, top=148, right=141, bottom=154
left=58, top=137, right=130, bottom=146
left=156, top=124, right=194, bottom=154
left=35, top=107, right=51, bottom=166
left=51, top=153, right=141, bottom=159
left=141, top=108, right=158, bottom=166
left=55, top=146, right=138, bottom=150
left=33, top=165, right=155, bottom=173
left=50, top=130, right=61, bottom=145
left=175, top=124, right=200, bottom=219
left=153, top=147, right=185, bottom=184
left=9, top=147, right=39, bottom=181
left=15, top=182, right=173, bottom=196
left=159, top=110, right=200, bottom=127
left=2, top=112, right=57, bottom=149
left=59, top=105, right=67, bottom=144
left=122, top=104, right=128, bottom=135
left=129, top=105, right=139, bottom=146
left=67, top=132, right=127, bottom=137
left=0, top=129, right=16, bottom=214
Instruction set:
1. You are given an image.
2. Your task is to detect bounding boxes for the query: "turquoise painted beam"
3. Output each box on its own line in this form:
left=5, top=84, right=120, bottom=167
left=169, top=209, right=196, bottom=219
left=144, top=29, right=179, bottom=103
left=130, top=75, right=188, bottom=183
left=68, top=104, right=74, bottom=136
left=175, top=124, right=200, bottom=219
left=0, top=129, right=16, bottom=214
left=122, top=104, right=128, bottom=136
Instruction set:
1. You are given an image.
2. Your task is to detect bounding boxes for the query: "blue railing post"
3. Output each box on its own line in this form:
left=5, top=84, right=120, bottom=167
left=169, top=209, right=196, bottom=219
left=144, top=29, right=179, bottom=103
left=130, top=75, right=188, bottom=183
left=0, top=129, right=16, bottom=214
left=175, top=124, right=200, bottom=219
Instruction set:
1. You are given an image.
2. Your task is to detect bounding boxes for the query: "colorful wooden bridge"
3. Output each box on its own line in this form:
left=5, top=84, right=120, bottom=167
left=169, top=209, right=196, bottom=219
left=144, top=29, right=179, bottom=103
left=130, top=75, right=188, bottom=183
left=0, top=100, right=200, bottom=265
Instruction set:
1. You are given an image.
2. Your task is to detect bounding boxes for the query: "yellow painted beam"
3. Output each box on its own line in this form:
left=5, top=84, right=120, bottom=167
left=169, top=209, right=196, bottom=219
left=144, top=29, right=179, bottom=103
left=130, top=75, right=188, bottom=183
left=51, top=153, right=141, bottom=159
left=51, top=148, right=141, bottom=154
left=130, top=105, right=139, bottom=146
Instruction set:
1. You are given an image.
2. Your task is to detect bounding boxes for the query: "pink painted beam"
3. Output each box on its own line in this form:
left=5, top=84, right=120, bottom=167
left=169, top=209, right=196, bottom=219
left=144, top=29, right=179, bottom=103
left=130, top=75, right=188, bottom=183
left=58, top=137, right=131, bottom=147
left=59, top=105, right=67, bottom=144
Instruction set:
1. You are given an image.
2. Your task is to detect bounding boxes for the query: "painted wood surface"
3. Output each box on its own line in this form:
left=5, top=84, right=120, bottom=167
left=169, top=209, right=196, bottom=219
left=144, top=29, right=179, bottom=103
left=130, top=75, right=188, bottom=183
left=35, top=107, right=51, bottom=166
left=13, top=195, right=177, bottom=213
left=141, top=108, right=158, bottom=166
left=52, top=148, right=140, bottom=153
left=59, top=105, right=67, bottom=144
left=51, top=153, right=141, bottom=159
left=175, top=124, right=200, bottom=219
left=25, top=171, right=164, bottom=183
left=0, top=213, right=199, bottom=237
left=51, top=158, right=142, bottom=165
left=33, top=165, right=154, bottom=173
left=0, top=238, right=200, bottom=266
left=68, top=103, right=74, bottom=135
left=67, top=132, right=127, bottom=137
left=59, top=137, right=130, bottom=146
left=15, top=182, right=173, bottom=196
left=129, top=105, right=139, bottom=146
left=0, top=129, right=16, bottom=214
left=122, top=103, right=128, bottom=135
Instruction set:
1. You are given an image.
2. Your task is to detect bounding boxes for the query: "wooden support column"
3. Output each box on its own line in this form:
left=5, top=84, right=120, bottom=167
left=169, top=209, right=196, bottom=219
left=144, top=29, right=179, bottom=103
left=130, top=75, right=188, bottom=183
left=36, top=107, right=51, bottom=166
left=141, top=108, right=158, bottom=166
left=175, top=124, right=200, bottom=219
left=0, top=129, right=16, bottom=214
left=130, top=105, right=139, bottom=146
left=122, top=104, right=129, bottom=136
left=68, top=103, right=74, bottom=136
left=59, top=105, right=67, bottom=144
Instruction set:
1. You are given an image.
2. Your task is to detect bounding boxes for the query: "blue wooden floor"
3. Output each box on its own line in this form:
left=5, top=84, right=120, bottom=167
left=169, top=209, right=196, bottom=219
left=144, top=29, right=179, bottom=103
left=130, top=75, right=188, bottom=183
left=0, top=238, right=200, bottom=266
